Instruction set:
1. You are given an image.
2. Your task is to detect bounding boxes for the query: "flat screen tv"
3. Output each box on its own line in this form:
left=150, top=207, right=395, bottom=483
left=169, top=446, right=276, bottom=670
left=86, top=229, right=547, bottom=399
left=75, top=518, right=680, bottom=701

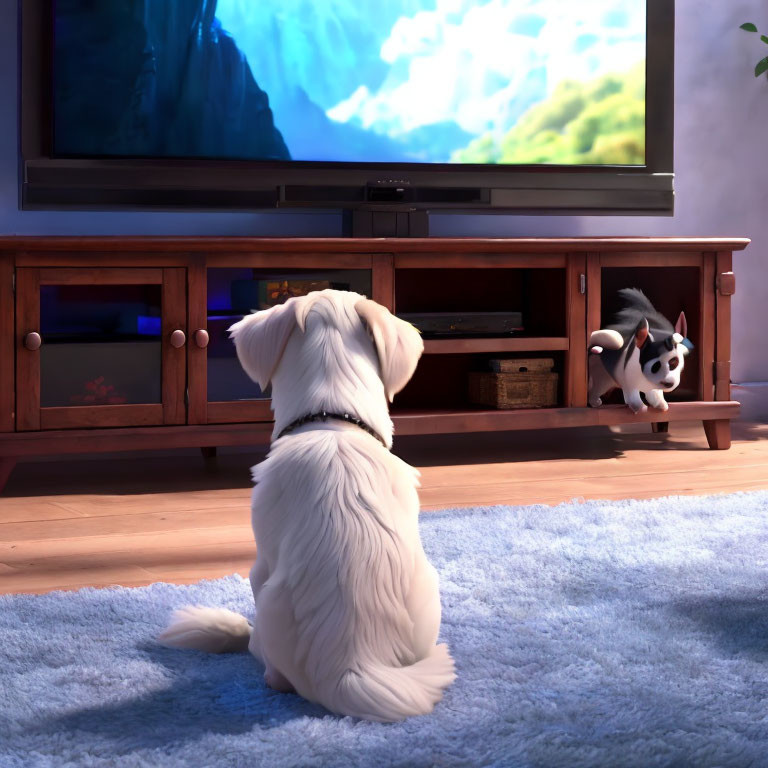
left=19, top=0, right=674, bottom=227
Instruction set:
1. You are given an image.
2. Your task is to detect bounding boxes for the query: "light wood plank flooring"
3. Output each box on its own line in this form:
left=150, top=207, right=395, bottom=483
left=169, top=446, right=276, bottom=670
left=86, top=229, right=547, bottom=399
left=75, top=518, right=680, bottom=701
left=1, top=420, right=767, bottom=595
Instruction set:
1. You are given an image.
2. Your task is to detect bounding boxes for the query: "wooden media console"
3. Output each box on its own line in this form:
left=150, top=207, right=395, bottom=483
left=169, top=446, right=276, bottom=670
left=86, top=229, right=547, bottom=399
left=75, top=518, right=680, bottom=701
left=0, top=236, right=748, bottom=491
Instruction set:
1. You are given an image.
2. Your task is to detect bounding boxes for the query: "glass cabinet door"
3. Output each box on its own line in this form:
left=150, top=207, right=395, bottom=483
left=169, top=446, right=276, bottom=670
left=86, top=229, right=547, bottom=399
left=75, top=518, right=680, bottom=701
left=204, top=267, right=372, bottom=423
left=16, top=268, right=186, bottom=430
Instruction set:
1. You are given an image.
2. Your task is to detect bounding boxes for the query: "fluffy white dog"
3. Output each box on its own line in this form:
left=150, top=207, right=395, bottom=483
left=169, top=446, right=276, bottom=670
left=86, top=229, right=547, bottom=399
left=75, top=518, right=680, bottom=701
left=158, top=289, right=455, bottom=722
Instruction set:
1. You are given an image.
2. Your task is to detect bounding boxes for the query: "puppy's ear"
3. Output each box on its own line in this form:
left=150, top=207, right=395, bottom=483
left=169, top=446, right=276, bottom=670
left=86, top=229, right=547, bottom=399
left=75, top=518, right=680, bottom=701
left=355, top=298, right=424, bottom=402
left=634, top=318, right=650, bottom=348
left=674, top=311, right=687, bottom=339
left=674, top=311, right=692, bottom=355
left=228, top=300, right=299, bottom=390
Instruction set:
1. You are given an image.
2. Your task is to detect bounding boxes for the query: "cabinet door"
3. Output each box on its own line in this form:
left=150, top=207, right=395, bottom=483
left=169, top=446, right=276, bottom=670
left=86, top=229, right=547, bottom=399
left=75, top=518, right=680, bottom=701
left=16, top=268, right=186, bottom=430
left=202, top=264, right=373, bottom=424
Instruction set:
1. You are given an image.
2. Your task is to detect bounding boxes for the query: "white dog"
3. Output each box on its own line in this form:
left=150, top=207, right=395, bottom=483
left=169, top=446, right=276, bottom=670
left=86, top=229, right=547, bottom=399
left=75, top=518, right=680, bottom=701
left=158, top=290, right=455, bottom=722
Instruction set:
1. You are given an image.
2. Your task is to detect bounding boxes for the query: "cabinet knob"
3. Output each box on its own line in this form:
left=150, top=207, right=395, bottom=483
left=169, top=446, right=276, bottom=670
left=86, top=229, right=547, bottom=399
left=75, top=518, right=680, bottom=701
left=170, top=329, right=186, bottom=348
left=24, top=332, right=42, bottom=351
left=194, top=329, right=210, bottom=348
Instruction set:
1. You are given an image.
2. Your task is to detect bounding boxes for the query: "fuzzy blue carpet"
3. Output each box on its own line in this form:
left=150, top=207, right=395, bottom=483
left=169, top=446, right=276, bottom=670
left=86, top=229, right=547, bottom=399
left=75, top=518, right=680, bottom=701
left=3, top=491, right=768, bottom=768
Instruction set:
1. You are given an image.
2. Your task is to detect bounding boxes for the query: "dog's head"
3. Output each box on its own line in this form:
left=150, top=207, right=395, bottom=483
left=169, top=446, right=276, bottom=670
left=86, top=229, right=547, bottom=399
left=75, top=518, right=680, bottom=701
left=632, top=312, right=690, bottom=393
left=228, top=290, right=423, bottom=406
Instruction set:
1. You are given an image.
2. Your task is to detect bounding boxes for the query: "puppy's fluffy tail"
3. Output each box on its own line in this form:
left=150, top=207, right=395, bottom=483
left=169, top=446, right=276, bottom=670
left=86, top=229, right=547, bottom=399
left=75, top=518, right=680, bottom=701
left=331, top=643, right=456, bottom=723
left=157, top=606, right=252, bottom=654
left=589, top=329, right=624, bottom=351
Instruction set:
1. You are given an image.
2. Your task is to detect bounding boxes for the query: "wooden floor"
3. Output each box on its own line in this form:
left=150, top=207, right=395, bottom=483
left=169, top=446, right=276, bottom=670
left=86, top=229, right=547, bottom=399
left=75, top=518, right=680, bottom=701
left=1, top=419, right=767, bottom=595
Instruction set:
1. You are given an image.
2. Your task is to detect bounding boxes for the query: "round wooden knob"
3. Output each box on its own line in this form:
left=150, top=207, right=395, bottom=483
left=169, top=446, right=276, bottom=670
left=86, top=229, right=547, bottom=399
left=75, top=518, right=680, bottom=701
left=170, top=329, right=186, bottom=348
left=24, top=332, right=42, bottom=351
left=194, top=329, right=209, bottom=348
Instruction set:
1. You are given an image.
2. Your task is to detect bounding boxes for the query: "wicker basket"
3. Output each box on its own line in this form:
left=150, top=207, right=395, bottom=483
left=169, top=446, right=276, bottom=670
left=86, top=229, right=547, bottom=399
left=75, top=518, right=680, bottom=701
left=469, top=358, right=559, bottom=409
left=488, top=358, right=555, bottom=374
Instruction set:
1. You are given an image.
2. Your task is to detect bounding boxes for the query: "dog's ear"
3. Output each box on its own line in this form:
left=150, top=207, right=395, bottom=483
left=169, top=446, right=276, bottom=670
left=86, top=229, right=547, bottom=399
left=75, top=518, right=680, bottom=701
left=228, top=300, right=299, bottom=390
left=634, top=318, right=650, bottom=348
left=674, top=311, right=691, bottom=355
left=674, top=311, right=687, bottom=339
left=355, top=298, right=424, bottom=402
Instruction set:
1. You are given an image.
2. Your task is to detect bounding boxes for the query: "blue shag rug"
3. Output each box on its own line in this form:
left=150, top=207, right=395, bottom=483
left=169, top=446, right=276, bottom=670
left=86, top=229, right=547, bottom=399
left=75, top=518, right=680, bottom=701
left=3, top=491, right=768, bottom=768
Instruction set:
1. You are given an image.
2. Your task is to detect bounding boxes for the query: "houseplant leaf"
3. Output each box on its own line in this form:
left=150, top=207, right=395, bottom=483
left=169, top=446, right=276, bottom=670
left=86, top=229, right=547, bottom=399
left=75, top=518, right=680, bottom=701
left=741, top=22, right=758, bottom=32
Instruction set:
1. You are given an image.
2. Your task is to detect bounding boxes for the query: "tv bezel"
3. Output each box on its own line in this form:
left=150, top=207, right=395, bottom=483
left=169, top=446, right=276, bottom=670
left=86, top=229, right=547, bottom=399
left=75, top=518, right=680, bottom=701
left=19, top=0, right=674, bottom=216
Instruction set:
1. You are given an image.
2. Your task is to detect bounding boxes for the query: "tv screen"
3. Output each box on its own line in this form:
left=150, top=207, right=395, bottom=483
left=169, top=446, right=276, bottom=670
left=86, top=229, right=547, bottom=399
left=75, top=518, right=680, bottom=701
left=53, top=0, right=647, bottom=166
left=21, top=0, right=673, bottom=217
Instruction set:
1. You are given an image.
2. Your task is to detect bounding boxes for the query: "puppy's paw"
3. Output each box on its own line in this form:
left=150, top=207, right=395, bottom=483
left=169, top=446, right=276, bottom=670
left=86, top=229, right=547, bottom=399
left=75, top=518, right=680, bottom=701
left=628, top=402, right=648, bottom=415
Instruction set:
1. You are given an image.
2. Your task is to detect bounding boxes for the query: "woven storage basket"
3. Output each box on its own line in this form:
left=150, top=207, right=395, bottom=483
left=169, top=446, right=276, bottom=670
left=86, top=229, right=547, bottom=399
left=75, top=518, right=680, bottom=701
left=469, top=358, right=558, bottom=409
left=488, top=358, right=554, bottom=373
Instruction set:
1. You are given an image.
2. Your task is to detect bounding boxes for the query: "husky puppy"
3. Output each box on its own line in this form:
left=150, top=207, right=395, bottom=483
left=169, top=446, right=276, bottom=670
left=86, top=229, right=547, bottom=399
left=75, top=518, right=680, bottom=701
left=588, top=288, right=691, bottom=414
left=158, top=290, right=455, bottom=722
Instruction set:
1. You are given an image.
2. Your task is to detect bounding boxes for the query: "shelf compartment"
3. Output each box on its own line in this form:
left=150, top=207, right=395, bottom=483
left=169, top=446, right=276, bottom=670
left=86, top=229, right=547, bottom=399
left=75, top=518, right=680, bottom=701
left=206, top=267, right=372, bottom=407
left=394, top=352, right=565, bottom=411
left=208, top=267, right=372, bottom=315
left=38, top=282, right=164, bottom=408
left=395, top=268, right=566, bottom=337
left=40, top=341, right=162, bottom=408
left=598, top=266, right=702, bottom=403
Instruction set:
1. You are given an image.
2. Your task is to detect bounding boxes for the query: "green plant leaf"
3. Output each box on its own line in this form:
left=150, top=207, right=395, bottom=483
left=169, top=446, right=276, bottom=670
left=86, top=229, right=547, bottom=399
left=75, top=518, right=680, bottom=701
left=756, top=57, right=768, bottom=77
left=761, top=35, right=768, bottom=44
left=741, top=22, right=758, bottom=32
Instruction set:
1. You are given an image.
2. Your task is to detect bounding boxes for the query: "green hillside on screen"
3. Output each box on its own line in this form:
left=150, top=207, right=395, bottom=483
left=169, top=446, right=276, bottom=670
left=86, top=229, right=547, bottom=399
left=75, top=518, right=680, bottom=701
left=453, top=62, right=645, bottom=165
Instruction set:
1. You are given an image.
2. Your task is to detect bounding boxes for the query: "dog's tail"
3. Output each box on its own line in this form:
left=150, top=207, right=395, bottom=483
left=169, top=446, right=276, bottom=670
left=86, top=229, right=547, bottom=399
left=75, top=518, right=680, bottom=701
left=330, top=643, right=456, bottom=723
left=157, top=606, right=252, bottom=654
left=589, top=328, right=624, bottom=351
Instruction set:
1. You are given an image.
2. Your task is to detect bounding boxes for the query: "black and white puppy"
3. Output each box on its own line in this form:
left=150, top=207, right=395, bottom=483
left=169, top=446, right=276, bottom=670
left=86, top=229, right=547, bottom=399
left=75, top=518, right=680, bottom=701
left=588, top=288, right=692, bottom=414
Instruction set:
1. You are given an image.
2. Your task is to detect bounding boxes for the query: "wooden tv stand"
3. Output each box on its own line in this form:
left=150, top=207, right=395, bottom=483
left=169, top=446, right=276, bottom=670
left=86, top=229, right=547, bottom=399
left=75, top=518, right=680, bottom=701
left=0, top=236, right=748, bottom=491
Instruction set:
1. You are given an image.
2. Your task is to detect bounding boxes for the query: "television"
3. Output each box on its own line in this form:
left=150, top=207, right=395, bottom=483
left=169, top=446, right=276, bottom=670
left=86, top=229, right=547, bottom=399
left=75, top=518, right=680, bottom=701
left=19, top=0, right=674, bottom=233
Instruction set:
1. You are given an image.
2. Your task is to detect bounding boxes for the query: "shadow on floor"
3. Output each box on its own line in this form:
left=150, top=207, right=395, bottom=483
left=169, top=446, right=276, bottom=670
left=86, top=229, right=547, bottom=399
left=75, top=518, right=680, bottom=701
left=668, top=592, right=768, bottom=659
left=1, top=420, right=739, bottom=498
left=35, top=642, right=327, bottom=750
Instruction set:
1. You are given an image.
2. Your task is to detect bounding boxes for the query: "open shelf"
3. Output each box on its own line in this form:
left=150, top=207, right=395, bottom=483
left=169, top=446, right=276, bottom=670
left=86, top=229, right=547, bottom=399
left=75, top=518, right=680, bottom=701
left=394, top=351, right=565, bottom=411
left=395, top=268, right=566, bottom=338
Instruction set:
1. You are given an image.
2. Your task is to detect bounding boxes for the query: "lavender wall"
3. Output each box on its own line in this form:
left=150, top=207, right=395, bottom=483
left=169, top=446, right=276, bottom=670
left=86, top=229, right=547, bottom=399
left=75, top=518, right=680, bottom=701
left=2, top=1, right=767, bottom=399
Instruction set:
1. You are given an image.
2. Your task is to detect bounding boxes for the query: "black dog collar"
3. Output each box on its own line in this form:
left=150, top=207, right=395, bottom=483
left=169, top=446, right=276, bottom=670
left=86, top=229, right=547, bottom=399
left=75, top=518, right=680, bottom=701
left=276, top=411, right=388, bottom=447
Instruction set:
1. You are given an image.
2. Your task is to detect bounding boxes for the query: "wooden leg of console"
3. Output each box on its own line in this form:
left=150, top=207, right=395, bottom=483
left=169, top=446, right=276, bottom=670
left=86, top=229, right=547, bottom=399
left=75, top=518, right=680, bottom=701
left=703, top=419, right=731, bottom=450
left=200, top=447, right=217, bottom=460
left=0, top=456, right=17, bottom=493
left=651, top=422, right=669, bottom=433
